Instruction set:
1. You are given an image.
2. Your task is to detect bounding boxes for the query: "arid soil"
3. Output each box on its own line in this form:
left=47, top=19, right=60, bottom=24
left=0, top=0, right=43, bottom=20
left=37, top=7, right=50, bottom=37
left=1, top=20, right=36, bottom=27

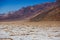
left=0, top=21, right=60, bottom=40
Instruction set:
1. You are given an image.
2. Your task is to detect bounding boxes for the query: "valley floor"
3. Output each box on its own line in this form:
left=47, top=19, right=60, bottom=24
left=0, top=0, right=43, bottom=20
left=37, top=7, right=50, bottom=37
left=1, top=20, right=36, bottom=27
left=0, top=21, right=60, bottom=40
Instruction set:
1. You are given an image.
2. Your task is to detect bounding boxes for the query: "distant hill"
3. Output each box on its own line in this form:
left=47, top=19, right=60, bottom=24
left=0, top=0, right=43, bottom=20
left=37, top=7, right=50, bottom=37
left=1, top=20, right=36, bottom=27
left=0, top=0, right=60, bottom=21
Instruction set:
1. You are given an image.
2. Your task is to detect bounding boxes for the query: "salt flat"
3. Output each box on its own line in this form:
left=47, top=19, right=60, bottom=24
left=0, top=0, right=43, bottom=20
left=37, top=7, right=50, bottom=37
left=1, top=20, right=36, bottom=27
left=0, top=21, right=60, bottom=40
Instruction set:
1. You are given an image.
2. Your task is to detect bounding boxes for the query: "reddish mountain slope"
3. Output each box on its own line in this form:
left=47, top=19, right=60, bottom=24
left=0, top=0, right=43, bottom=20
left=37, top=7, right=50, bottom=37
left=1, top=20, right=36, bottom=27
left=30, top=6, right=60, bottom=21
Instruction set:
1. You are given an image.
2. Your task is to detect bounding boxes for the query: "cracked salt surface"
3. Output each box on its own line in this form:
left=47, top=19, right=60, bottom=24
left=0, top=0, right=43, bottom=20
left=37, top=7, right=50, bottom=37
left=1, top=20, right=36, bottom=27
left=0, top=25, right=60, bottom=40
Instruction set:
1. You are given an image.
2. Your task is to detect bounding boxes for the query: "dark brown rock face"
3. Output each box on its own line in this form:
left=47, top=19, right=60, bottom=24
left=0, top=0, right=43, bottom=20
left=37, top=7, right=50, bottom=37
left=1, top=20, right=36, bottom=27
left=56, top=0, right=60, bottom=4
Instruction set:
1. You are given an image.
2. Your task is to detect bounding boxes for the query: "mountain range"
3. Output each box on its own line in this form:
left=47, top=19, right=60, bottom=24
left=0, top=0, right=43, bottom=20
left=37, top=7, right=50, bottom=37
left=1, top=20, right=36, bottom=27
left=0, top=0, right=60, bottom=21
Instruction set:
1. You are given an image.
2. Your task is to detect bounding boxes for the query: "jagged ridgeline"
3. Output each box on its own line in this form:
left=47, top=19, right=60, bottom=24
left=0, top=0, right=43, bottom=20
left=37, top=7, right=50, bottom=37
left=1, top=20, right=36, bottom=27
left=0, top=0, right=60, bottom=21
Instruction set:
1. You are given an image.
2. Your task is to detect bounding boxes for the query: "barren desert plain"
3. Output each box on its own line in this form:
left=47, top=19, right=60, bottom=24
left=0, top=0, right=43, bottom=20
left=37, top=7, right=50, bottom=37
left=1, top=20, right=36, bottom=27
left=0, top=21, right=60, bottom=40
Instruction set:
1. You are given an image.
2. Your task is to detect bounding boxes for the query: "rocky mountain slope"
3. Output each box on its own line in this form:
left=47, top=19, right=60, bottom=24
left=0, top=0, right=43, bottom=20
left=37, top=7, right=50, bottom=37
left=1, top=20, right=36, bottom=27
left=0, top=0, right=60, bottom=21
left=30, top=3, right=60, bottom=21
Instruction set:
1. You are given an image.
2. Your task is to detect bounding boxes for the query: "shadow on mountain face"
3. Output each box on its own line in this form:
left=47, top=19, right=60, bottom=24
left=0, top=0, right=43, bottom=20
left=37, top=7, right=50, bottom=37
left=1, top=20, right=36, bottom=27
left=0, top=0, right=60, bottom=22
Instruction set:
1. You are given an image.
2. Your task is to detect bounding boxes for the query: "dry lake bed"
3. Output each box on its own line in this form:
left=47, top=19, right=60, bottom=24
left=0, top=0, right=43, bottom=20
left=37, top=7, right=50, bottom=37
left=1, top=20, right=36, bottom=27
left=0, top=21, right=60, bottom=40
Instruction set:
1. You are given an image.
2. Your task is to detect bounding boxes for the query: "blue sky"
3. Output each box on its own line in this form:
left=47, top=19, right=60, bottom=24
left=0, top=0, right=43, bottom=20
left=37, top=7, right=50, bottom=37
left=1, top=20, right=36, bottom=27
left=0, top=0, right=55, bottom=13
